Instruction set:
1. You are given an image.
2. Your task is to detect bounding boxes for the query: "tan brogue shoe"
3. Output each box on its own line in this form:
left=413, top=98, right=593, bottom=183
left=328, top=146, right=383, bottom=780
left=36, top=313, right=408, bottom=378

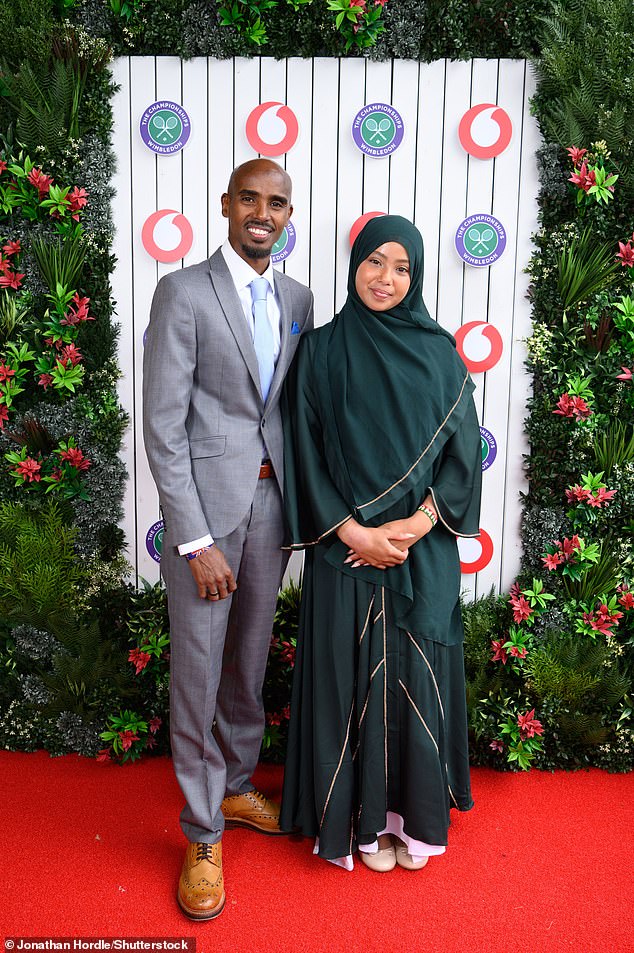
left=177, top=841, right=225, bottom=920
left=221, top=789, right=284, bottom=834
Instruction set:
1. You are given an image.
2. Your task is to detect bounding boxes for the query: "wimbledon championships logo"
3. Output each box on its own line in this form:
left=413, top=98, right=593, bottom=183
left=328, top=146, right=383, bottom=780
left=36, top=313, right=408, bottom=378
left=352, top=103, right=404, bottom=159
left=271, top=222, right=297, bottom=264
left=480, top=426, right=498, bottom=472
left=140, top=101, right=191, bottom=155
left=146, top=520, right=164, bottom=563
left=455, top=214, right=506, bottom=267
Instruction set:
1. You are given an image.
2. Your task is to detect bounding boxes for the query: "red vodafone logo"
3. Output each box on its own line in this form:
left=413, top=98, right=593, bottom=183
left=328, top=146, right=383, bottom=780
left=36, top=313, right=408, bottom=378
left=246, top=102, right=299, bottom=157
left=458, top=529, right=494, bottom=574
left=142, top=210, right=193, bottom=263
left=349, top=211, right=386, bottom=247
left=458, top=104, right=512, bottom=160
left=455, top=321, right=503, bottom=374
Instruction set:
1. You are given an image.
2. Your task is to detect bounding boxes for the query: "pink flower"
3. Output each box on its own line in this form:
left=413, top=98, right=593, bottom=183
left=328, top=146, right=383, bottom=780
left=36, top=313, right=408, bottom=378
left=616, top=241, right=634, bottom=267
left=616, top=367, right=633, bottom=382
left=510, top=594, right=533, bottom=624
left=145, top=734, right=157, bottom=750
left=0, top=160, right=7, bottom=174
left=60, top=343, right=82, bottom=367
left=128, top=648, right=151, bottom=674
left=2, top=240, right=21, bottom=256
left=517, top=709, right=544, bottom=740
left=587, top=487, right=616, bottom=508
left=571, top=396, right=592, bottom=420
left=60, top=446, right=91, bottom=471
left=565, top=484, right=590, bottom=504
left=38, top=373, right=54, bottom=390
left=374, top=0, right=389, bottom=6
left=567, top=146, right=587, bottom=165
left=491, top=639, right=508, bottom=664
left=509, top=645, right=528, bottom=659
left=509, top=581, right=521, bottom=599
left=568, top=162, right=595, bottom=192
left=543, top=552, right=564, bottom=571
left=582, top=603, right=623, bottom=636
left=553, top=393, right=575, bottom=417
left=27, top=167, right=54, bottom=196
left=489, top=739, right=504, bottom=753
left=148, top=716, right=162, bottom=734
left=96, top=748, right=111, bottom=763
left=14, top=457, right=41, bottom=482
left=118, top=730, right=140, bottom=751
left=0, top=404, right=9, bottom=429
left=0, top=363, right=15, bottom=382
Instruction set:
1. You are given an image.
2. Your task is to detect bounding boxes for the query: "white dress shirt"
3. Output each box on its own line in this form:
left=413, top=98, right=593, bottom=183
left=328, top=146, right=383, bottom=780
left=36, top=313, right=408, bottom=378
left=178, top=243, right=282, bottom=555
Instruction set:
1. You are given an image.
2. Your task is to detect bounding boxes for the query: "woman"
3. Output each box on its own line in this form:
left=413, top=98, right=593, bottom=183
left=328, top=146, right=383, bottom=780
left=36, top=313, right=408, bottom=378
left=280, top=216, right=482, bottom=872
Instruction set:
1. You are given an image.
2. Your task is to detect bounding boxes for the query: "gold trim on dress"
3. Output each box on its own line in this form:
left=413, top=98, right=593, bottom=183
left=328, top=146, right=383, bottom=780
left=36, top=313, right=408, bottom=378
left=428, top=487, right=480, bottom=538
left=319, top=701, right=354, bottom=830
left=359, top=595, right=375, bottom=645
left=399, top=679, right=439, bottom=755
left=407, top=632, right=445, bottom=721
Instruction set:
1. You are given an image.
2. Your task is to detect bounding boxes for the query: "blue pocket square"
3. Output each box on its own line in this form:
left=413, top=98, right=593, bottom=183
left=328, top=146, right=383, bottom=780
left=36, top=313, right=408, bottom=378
left=291, top=321, right=301, bottom=335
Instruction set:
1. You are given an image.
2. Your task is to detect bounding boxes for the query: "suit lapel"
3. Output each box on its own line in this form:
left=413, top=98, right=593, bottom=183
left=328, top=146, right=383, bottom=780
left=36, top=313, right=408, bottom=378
left=208, top=250, right=262, bottom=398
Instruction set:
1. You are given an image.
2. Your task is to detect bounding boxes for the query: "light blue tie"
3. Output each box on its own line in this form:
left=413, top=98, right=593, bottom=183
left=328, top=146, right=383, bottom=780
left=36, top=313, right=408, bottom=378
left=250, top=277, right=275, bottom=402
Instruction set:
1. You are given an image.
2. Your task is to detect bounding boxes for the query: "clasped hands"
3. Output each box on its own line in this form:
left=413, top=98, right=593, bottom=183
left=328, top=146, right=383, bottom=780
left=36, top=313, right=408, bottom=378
left=337, top=512, right=433, bottom=571
left=188, top=545, right=237, bottom=601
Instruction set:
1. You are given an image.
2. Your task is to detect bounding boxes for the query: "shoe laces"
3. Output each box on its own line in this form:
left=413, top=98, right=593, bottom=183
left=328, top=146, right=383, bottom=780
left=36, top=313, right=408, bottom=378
left=195, top=843, right=217, bottom=863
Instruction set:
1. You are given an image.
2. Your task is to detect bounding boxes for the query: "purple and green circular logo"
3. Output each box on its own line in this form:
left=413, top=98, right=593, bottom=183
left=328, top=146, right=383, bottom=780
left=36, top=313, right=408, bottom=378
left=352, top=103, right=404, bottom=159
left=146, top=519, right=164, bottom=563
left=480, top=426, right=497, bottom=471
left=455, top=214, right=506, bottom=267
left=271, top=222, right=296, bottom=264
left=140, top=101, right=191, bottom=155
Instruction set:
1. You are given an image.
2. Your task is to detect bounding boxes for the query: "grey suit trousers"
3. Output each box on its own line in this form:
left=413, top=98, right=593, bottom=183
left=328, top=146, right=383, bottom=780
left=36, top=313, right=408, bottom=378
left=161, top=476, right=288, bottom=844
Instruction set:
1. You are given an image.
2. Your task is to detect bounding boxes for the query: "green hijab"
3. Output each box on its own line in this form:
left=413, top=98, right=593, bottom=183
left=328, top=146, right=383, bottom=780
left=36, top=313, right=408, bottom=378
left=324, top=214, right=473, bottom=519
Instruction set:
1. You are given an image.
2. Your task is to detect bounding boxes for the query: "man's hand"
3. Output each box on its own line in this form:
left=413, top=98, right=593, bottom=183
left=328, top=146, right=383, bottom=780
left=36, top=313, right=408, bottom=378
left=188, top=545, right=237, bottom=600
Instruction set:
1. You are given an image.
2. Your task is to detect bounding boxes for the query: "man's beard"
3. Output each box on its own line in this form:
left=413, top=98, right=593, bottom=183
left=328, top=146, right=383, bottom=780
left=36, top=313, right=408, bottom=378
left=241, top=242, right=271, bottom=260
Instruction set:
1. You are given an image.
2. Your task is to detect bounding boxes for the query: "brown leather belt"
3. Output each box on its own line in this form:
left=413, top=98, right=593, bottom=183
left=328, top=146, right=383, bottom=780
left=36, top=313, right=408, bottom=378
left=259, top=461, right=273, bottom=479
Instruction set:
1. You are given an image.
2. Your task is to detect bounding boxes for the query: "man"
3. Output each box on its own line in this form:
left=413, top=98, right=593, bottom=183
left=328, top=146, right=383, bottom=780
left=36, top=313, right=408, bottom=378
left=143, top=159, right=314, bottom=920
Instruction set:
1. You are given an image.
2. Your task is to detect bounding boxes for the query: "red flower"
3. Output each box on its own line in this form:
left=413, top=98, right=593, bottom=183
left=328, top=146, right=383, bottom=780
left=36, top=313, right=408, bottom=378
left=374, top=0, right=389, bottom=5
left=489, top=739, right=504, bottom=752
left=282, top=705, right=291, bottom=720
left=61, top=293, right=94, bottom=326
left=60, top=446, right=91, bottom=471
left=2, top=240, right=21, bottom=256
left=267, top=712, right=282, bottom=726
left=68, top=186, right=88, bottom=220
left=145, top=734, right=158, bottom=750
left=616, top=366, right=633, bottom=382
left=49, top=467, right=63, bottom=483
left=568, top=162, right=595, bottom=192
left=565, top=484, right=590, bottom=504
left=566, top=146, right=587, bottom=165
left=0, top=160, right=7, bottom=174
left=509, top=645, right=528, bottom=659
left=517, top=709, right=544, bottom=740
left=27, top=167, right=54, bottom=196
left=60, top=343, right=83, bottom=367
left=618, top=591, right=634, bottom=610
left=148, top=716, right=162, bottom=734
left=128, top=648, right=151, bottom=674
left=14, top=456, right=41, bottom=482
left=0, top=363, right=15, bottom=382
left=0, top=404, right=9, bottom=429
left=510, top=594, right=533, bottom=624
left=582, top=604, right=624, bottom=636
left=553, top=393, right=575, bottom=417
left=509, top=581, right=521, bottom=599
left=571, top=396, right=592, bottom=420
left=38, top=373, right=54, bottom=390
left=616, top=241, right=634, bottom=267
left=543, top=551, right=564, bottom=570
left=118, top=730, right=140, bottom=751
left=491, top=639, right=508, bottom=664
left=96, top=748, right=111, bottom=763
left=0, top=268, right=25, bottom=290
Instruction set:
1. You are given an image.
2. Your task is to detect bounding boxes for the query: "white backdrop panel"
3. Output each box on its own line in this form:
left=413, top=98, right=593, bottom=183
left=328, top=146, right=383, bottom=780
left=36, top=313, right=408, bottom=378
left=110, top=56, right=539, bottom=595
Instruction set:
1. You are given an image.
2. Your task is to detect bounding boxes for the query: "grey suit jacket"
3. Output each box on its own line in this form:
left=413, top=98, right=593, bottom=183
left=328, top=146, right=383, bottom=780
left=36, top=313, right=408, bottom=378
left=143, top=248, right=314, bottom=547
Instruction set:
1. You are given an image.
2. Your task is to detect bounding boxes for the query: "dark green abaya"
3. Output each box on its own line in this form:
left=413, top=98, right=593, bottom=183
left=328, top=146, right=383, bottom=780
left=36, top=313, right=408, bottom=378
left=280, top=216, right=482, bottom=861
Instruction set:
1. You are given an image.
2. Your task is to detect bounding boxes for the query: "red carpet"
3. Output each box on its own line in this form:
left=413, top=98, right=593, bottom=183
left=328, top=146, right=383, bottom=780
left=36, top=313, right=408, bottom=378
left=2, top=751, right=633, bottom=952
